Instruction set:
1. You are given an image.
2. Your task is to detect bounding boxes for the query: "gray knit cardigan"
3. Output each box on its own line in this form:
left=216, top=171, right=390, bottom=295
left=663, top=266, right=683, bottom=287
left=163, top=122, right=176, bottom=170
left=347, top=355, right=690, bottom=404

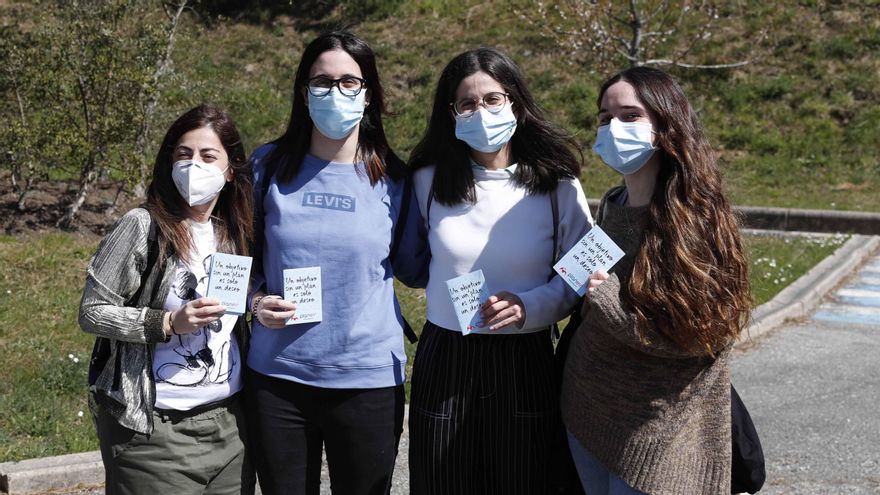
left=79, top=208, right=248, bottom=434
left=560, top=187, right=733, bottom=495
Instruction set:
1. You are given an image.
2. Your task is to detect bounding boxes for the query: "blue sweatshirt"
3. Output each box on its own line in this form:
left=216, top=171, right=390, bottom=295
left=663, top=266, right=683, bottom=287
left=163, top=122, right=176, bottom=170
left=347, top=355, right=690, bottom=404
left=248, top=144, right=428, bottom=389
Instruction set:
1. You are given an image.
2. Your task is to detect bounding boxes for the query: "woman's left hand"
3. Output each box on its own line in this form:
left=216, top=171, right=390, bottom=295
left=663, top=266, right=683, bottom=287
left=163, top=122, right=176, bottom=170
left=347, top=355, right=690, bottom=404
left=481, top=291, right=526, bottom=331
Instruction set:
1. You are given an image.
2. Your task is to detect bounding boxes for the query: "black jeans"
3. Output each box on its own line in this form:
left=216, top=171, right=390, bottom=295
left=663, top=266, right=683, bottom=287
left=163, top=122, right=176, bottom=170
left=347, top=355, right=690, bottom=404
left=244, top=367, right=405, bottom=495
left=408, top=322, right=558, bottom=495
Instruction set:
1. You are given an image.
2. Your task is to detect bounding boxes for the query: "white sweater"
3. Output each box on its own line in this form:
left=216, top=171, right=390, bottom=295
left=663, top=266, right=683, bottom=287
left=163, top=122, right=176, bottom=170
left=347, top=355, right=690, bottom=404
left=413, top=165, right=594, bottom=334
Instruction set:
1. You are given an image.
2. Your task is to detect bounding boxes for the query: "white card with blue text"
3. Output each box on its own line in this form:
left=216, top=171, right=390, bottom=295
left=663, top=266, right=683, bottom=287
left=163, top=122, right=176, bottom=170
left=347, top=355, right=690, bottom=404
left=553, top=225, right=625, bottom=296
left=205, top=253, right=253, bottom=315
left=283, top=267, right=322, bottom=325
left=446, top=269, right=489, bottom=335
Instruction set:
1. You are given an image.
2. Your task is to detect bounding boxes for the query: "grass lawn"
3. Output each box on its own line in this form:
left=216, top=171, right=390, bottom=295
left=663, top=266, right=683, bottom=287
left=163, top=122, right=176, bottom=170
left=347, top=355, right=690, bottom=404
left=0, top=230, right=850, bottom=462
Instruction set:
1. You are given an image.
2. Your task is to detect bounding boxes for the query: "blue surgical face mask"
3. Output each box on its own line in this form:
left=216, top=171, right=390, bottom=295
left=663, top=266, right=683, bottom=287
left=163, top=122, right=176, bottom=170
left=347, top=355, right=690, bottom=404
left=592, top=118, right=656, bottom=175
left=307, top=87, right=366, bottom=140
left=454, top=104, right=517, bottom=153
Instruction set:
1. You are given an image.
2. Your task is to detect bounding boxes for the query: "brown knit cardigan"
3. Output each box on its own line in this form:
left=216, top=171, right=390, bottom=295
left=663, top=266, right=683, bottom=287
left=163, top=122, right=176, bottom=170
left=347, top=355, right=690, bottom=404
left=560, top=187, right=732, bottom=495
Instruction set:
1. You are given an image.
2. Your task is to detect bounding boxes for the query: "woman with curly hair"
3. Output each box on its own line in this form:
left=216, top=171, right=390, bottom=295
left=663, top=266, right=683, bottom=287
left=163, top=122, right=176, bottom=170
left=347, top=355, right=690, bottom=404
left=561, top=66, right=751, bottom=495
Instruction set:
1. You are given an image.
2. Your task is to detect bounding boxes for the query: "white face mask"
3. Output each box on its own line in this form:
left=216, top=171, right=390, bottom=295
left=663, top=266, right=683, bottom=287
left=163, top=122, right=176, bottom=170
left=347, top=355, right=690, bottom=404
left=592, top=118, right=656, bottom=175
left=454, top=104, right=517, bottom=153
left=171, top=159, right=228, bottom=207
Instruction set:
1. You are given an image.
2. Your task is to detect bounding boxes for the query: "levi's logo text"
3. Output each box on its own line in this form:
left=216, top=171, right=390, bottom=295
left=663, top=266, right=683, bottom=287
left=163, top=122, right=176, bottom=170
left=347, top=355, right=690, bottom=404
left=302, top=192, right=355, bottom=212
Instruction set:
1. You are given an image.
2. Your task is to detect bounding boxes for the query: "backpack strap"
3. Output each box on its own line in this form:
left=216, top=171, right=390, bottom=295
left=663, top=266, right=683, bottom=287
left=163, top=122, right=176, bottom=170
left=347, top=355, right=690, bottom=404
left=390, top=176, right=419, bottom=344
left=129, top=215, right=162, bottom=306
left=260, top=158, right=279, bottom=207
left=389, top=176, right=412, bottom=264
left=252, top=153, right=280, bottom=290
left=548, top=187, right=564, bottom=342
left=426, top=182, right=434, bottom=226
left=550, top=187, right=559, bottom=274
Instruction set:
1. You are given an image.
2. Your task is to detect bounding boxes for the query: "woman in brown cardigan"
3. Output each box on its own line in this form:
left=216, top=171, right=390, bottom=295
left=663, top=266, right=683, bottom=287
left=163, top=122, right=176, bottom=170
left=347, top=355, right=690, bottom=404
left=560, top=66, right=751, bottom=494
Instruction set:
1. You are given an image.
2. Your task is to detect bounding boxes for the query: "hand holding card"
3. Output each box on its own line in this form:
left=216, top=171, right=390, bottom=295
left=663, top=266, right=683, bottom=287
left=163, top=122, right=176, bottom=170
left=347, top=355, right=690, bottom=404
left=446, top=269, right=489, bottom=335
left=553, top=225, right=625, bottom=296
left=205, top=253, right=253, bottom=315
left=282, top=267, right=322, bottom=325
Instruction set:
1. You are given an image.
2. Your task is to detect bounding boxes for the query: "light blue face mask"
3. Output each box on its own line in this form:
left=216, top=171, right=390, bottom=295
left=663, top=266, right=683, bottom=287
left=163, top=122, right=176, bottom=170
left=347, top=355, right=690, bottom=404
left=592, top=118, right=656, bottom=175
left=454, top=104, right=517, bottom=153
left=307, top=87, right=366, bottom=140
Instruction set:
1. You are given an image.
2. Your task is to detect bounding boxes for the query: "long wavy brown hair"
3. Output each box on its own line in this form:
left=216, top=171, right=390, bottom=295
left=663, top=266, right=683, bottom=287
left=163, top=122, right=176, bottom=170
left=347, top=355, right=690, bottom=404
left=145, top=104, right=254, bottom=263
left=599, top=67, right=751, bottom=356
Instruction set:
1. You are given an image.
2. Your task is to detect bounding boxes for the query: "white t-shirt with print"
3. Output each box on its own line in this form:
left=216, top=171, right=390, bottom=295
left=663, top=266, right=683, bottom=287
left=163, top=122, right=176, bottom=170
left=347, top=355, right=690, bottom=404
left=153, top=220, right=242, bottom=410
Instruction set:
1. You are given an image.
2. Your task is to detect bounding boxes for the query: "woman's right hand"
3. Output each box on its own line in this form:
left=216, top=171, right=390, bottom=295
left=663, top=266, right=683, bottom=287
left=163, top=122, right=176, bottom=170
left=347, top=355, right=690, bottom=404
left=587, top=270, right=610, bottom=295
left=254, top=295, right=297, bottom=329
left=169, top=297, right=226, bottom=335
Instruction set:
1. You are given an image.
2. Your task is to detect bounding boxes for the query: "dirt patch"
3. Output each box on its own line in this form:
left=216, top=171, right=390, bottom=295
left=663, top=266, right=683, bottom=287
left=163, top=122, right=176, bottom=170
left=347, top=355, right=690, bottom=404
left=0, top=175, right=141, bottom=237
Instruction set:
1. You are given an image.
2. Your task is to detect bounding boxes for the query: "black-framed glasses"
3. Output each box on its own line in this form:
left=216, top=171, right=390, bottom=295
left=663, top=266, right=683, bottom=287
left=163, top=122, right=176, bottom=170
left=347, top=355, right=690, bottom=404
left=451, top=92, right=510, bottom=118
left=307, top=76, right=367, bottom=97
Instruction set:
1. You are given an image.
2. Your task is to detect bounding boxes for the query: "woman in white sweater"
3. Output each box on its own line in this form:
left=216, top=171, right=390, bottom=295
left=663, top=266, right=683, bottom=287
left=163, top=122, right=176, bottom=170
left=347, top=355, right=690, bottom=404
left=407, top=47, right=593, bottom=494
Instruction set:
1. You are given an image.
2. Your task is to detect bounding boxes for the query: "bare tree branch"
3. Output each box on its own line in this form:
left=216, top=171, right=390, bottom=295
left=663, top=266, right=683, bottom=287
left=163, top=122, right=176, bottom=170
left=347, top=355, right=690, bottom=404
left=128, top=0, right=188, bottom=201
left=644, top=58, right=751, bottom=69
left=645, top=0, right=671, bottom=23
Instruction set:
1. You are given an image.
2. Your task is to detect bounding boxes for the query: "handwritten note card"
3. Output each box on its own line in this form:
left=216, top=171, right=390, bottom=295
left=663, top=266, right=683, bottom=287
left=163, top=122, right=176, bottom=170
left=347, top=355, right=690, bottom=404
left=206, top=253, right=253, bottom=315
left=446, top=269, right=489, bottom=335
left=553, top=225, right=625, bottom=296
left=283, top=267, right=322, bottom=325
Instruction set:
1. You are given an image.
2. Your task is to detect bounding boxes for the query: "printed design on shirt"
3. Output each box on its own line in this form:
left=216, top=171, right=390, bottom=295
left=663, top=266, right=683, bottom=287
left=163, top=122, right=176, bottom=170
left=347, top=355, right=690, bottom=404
left=155, top=257, right=236, bottom=387
left=302, top=192, right=356, bottom=212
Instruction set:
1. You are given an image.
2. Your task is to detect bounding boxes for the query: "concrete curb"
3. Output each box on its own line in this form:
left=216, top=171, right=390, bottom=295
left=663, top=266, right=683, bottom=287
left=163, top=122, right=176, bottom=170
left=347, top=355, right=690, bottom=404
left=736, top=234, right=880, bottom=348
left=737, top=205, right=880, bottom=235
left=586, top=200, right=880, bottom=235
left=0, top=451, right=103, bottom=494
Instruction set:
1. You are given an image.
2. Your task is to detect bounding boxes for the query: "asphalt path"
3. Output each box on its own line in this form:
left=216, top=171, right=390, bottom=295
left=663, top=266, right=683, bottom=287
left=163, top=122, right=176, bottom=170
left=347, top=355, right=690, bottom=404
left=732, top=254, right=880, bottom=494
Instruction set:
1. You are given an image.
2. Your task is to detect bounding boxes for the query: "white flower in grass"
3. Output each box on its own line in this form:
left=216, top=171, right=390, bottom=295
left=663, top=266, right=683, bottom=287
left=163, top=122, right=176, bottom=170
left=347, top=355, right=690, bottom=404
left=73, top=357, right=80, bottom=363
left=77, top=411, right=84, bottom=418
left=68, top=354, right=75, bottom=360
left=5, top=290, right=10, bottom=294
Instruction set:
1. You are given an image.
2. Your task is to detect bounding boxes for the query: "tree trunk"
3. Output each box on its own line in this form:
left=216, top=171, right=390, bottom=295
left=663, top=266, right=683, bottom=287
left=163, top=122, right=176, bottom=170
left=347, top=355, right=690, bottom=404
left=10, top=158, right=20, bottom=192
left=104, top=180, right=129, bottom=217
left=56, top=169, right=97, bottom=229
left=132, top=0, right=189, bottom=198
left=16, top=176, right=34, bottom=211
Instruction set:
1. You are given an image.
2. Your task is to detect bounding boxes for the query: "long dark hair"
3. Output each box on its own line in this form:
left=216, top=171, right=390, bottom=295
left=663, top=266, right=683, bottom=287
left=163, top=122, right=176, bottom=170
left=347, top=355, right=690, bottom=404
left=266, top=30, right=404, bottom=184
left=599, top=67, right=751, bottom=356
left=409, top=47, right=581, bottom=205
left=145, top=104, right=254, bottom=263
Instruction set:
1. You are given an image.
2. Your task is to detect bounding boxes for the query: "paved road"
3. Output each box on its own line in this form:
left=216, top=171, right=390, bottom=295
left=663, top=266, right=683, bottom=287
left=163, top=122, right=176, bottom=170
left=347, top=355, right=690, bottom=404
left=731, top=253, right=880, bottom=494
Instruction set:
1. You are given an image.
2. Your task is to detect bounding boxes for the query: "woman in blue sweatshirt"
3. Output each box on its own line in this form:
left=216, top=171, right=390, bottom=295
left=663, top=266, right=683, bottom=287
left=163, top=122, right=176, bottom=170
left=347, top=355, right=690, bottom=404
left=245, top=31, right=427, bottom=495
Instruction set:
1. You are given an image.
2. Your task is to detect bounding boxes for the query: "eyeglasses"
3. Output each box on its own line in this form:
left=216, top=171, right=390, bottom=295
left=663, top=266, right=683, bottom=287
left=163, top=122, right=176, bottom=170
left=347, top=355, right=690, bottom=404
left=451, top=92, right=510, bottom=118
left=307, top=76, right=367, bottom=97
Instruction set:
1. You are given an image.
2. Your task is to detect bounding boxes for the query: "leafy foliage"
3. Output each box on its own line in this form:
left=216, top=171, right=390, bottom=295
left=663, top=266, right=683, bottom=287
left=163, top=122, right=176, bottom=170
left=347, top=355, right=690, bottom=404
left=0, top=0, right=185, bottom=226
left=1, top=0, right=878, bottom=222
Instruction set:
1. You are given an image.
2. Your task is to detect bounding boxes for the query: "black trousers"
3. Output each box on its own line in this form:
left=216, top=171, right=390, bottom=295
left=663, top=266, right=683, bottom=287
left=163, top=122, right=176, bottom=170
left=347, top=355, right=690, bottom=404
left=244, top=368, right=405, bottom=495
left=408, top=322, right=557, bottom=495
